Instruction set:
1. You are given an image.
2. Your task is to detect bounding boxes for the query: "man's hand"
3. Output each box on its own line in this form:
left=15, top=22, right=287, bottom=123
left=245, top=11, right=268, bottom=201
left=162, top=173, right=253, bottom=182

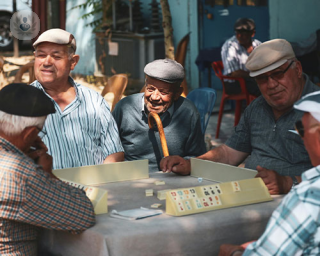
left=218, top=244, right=244, bottom=256
left=160, top=156, right=191, bottom=175
left=256, top=165, right=293, bottom=194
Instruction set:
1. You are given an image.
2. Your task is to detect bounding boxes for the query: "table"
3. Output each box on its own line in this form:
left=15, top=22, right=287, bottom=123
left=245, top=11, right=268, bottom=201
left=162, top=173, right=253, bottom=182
left=40, top=172, right=283, bottom=256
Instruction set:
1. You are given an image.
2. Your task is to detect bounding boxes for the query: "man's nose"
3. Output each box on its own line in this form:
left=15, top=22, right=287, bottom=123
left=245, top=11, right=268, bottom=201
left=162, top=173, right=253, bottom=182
left=266, top=76, right=279, bottom=89
left=43, top=55, right=53, bottom=65
left=150, top=90, right=161, bottom=100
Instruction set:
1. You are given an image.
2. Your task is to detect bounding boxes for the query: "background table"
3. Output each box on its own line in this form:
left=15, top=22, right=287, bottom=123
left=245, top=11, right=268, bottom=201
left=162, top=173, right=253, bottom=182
left=40, top=172, right=283, bottom=256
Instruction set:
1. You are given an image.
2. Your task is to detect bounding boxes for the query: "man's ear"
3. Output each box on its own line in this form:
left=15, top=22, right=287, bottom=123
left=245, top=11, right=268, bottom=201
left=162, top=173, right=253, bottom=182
left=295, top=60, right=303, bottom=78
left=22, top=126, right=39, bottom=145
left=70, top=55, right=80, bottom=70
left=251, top=30, right=256, bottom=38
left=174, top=86, right=183, bottom=101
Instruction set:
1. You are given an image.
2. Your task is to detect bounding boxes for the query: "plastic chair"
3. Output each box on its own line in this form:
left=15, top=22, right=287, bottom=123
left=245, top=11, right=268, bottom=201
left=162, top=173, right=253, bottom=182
left=101, top=74, right=128, bottom=112
left=13, top=60, right=36, bottom=84
left=187, top=87, right=217, bottom=134
left=211, top=61, right=256, bottom=139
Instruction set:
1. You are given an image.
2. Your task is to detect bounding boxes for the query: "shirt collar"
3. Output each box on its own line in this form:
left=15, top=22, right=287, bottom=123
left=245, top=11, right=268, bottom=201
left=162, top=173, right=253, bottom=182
left=141, top=93, right=175, bottom=118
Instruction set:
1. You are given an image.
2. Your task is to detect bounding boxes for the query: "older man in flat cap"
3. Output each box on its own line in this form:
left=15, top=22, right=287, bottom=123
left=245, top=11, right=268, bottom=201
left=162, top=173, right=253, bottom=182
left=0, top=83, right=95, bottom=255
left=220, top=18, right=261, bottom=96
left=161, top=39, right=320, bottom=195
left=31, top=28, right=124, bottom=169
left=219, top=91, right=320, bottom=256
left=112, top=59, right=206, bottom=172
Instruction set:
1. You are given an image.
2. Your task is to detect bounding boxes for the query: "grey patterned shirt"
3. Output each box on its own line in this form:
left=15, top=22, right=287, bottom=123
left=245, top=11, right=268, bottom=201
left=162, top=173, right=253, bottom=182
left=226, top=74, right=320, bottom=176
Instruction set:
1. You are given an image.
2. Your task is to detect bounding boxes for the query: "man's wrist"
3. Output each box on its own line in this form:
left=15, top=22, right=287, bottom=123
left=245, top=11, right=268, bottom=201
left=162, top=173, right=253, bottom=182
left=231, top=249, right=244, bottom=256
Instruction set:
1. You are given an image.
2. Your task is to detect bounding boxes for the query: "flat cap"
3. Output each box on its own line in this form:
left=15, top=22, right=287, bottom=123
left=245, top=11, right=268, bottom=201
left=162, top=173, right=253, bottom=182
left=294, top=91, right=320, bottom=123
left=245, top=39, right=295, bottom=77
left=33, top=28, right=76, bottom=52
left=234, top=18, right=255, bottom=31
left=144, top=59, right=185, bottom=84
left=0, top=83, right=55, bottom=117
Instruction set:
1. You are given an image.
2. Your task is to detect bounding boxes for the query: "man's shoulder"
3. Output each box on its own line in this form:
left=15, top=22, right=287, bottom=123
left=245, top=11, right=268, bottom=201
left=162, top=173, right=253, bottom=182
left=76, top=82, right=103, bottom=98
left=221, top=36, right=238, bottom=49
left=115, top=93, right=142, bottom=109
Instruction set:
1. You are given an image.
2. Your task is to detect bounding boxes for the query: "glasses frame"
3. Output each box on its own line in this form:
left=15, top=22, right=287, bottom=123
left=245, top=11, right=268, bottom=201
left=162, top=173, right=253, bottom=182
left=255, top=61, right=294, bottom=84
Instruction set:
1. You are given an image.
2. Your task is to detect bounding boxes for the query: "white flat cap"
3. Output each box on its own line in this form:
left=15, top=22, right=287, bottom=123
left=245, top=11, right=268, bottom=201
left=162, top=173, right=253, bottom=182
left=144, top=59, right=185, bottom=84
left=294, top=91, right=320, bottom=122
left=33, top=28, right=76, bottom=52
left=246, top=39, right=295, bottom=77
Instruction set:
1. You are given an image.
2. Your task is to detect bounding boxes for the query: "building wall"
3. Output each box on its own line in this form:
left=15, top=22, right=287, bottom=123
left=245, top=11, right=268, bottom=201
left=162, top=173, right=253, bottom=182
left=66, top=0, right=96, bottom=75
left=269, top=0, right=320, bottom=42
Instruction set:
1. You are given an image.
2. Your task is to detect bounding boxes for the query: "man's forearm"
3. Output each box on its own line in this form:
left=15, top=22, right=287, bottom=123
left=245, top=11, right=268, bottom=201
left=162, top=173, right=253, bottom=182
left=229, top=70, right=250, bottom=78
left=103, top=152, right=124, bottom=163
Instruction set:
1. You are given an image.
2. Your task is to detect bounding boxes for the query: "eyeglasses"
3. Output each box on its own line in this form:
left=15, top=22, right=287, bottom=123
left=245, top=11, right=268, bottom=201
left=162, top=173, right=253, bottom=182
left=255, top=61, right=294, bottom=84
left=294, top=120, right=320, bottom=138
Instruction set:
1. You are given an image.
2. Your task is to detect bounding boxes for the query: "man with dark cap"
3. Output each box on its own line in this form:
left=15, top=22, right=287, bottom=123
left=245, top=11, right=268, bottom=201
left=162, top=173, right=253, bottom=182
left=218, top=91, right=320, bottom=256
left=221, top=18, right=261, bottom=96
left=112, top=59, right=206, bottom=172
left=161, top=39, right=320, bottom=195
left=31, top=28, right=124, bottom=170
left=0, top=83, right=95, bottom=255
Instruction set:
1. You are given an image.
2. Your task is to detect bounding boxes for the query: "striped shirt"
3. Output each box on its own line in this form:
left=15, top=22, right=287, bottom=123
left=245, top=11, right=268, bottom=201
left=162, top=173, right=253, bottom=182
left=221, top=35, right=261, bottom=75
left=0, top=136, right=95, bottom=256
left=31, top=77, right=124, bottom=169
left=243, top=165, right=320, bottom=256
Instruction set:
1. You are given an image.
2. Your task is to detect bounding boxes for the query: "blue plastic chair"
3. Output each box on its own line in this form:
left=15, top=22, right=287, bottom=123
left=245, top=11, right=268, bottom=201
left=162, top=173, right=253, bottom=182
left=187, top=88, right=217, bottom=134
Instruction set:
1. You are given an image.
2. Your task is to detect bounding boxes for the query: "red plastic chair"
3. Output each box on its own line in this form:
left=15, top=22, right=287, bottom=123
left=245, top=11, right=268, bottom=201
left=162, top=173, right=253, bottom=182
left=211, top=61, right=256, bottom=139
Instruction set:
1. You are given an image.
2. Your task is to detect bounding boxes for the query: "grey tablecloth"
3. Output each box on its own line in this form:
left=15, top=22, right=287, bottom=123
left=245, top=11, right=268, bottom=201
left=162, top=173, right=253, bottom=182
left=40, top=172, right=283, bottom=256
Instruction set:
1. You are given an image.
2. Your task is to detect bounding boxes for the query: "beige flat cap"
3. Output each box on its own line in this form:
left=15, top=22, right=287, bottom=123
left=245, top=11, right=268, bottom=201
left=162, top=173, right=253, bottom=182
left=144, top=59, right=185, bottom=84
left=33, top=28, right=76, bottom=52
left=245, top=39, right=295, bottom=77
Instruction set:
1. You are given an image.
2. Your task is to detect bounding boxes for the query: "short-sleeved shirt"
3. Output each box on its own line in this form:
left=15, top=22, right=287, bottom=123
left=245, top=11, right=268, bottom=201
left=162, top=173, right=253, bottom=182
left=221, top=35, right=261, bottom=75
left=112, top=93, right=206, bottom=172
left=31, top=77, right=124, bottom=169
left=243, top=165, right=320, bottom=255
left=226, top=74, right=320, bottom=176
left=0, top=137, right=95, bottom=255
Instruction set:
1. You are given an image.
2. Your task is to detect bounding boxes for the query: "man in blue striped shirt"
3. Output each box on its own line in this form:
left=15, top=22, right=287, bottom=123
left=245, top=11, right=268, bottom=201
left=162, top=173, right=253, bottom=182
left=31, top=29, right=124, bottom=169
left=218, top=91, right=320, bottom=256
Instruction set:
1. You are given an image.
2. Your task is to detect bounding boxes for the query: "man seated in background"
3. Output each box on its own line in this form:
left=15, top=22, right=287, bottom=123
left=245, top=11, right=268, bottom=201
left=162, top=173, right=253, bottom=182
left=31, top=28, right=124, bottom=169
left=221, top=18, right=261, bottom=96
left=0, top=84, right=95, bottom=255
left=161, top=39, right=320, bottom=194
left=112, top=59, right=206, bottom=172
left=219, top=91, right=320, bottom=256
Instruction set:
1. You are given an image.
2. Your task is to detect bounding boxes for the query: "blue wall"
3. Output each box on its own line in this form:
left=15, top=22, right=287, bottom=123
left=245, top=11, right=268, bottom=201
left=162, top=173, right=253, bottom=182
left=269, top=0, right=320, bottom=42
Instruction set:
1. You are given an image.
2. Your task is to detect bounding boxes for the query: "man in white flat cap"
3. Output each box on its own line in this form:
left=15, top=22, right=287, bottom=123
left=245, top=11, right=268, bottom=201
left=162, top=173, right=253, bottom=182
left=31, top=28, right=124, bottom=169
left=218, top=91, right=320, bottom=256
left=161, top=39, right=320, bottom=195
left=112, top=59, right=206, bottom=172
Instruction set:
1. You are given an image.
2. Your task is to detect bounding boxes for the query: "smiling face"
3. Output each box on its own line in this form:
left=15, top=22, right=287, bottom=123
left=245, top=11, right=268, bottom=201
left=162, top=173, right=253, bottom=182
left=255, top=60, right=304, bottom=116
left=34, top=42, right=79, bottom=88
left=144, top=76, right=182, bottom=115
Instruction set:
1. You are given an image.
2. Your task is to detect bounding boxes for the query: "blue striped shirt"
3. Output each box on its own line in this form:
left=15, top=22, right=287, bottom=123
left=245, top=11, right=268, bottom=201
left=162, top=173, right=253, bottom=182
left=243, top=165, right=320, bottom=256
left=221, top=35, right=261, bottom=75
left=31, top=77, right=124, bottom=169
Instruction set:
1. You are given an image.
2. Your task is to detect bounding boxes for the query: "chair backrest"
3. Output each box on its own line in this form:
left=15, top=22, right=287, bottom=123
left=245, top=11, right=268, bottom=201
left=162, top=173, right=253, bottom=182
left=13, top=60, right=36, bottom=84
left=187, top=87, right=217, bottom=134
left=101, top=74, right=128, bottom=112
left=211, top=61, right=251, bottom=103
left=175, top=33, right=191, bottom=97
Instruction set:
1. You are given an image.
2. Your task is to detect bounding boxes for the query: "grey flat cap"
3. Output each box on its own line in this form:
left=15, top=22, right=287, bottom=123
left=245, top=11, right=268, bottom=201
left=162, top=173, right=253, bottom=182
left=144, top=59, right=185, bottom=84
left=246, top=39, right=295, bottom=77
left=294, top=91, right=320, bottom=123
left=33, top=28, right=76, bottom=52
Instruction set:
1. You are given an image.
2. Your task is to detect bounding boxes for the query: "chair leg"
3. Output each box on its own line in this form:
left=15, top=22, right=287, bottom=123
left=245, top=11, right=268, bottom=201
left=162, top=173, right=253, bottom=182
left=234, top=100, right=242, bottom=126
left=215, top=98, right=226, bottom=139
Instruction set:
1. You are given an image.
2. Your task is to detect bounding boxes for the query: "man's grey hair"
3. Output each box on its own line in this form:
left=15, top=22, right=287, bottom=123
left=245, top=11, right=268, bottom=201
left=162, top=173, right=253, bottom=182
left=0, top=111, right=46, bottom=136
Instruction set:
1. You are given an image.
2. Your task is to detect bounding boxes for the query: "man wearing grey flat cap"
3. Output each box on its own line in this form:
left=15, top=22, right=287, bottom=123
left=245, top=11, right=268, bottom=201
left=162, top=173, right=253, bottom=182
left=161, top=39, right=320, bottom=195
left=31, top=28, right=124, bottom=170
left=218, top=90, right=320, bottom=256
left=0, top=83, right=95, bottom=255
left=112, top=59, right=206, bottom=172
left=220, top=18, right=261, bottom=96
